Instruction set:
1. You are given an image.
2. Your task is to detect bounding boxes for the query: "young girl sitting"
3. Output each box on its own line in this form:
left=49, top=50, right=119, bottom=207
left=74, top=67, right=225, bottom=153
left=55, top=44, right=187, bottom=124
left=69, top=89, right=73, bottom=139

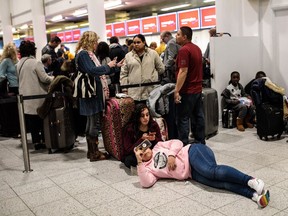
left=221, top=71, right=255, bottom=131
left=122, top=103, right=162, bottom=169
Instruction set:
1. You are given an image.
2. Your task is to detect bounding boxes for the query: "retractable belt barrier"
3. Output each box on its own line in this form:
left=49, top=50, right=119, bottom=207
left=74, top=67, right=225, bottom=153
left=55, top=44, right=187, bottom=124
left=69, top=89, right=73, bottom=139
left=0, top=92, right=67, bottom=173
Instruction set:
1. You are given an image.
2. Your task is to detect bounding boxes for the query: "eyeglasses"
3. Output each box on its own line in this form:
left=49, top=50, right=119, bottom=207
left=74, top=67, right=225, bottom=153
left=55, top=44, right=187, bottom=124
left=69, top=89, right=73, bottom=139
left=133, top=41, right=142, bottom=44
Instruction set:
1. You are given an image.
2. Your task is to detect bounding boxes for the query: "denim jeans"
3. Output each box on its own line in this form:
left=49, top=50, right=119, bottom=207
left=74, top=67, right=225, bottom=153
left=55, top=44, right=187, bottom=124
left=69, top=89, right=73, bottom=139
left=85, top=113, right=100, bottom=137
left=189, top=144, right=254, bottom=198
left=176, top=93, right=205, bottom=144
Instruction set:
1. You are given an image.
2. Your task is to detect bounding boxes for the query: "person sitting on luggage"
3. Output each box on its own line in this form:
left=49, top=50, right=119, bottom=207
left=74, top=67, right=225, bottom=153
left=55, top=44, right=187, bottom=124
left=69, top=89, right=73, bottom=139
left=244, top=71, right=266, bottom=96
left=122, top=103, right=162, bottom=170
left=134, top=139, right=270, bottom=208
left=221, top=71, right=255, bottom=131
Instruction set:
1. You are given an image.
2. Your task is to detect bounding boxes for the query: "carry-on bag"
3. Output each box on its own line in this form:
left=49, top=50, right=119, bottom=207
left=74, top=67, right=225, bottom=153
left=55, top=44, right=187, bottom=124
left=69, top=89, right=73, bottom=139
left=202, top=88, right=219, bottom=138
left=101, top=97, right=135, bottom=160
left=256, top=103, right=283, bottom=140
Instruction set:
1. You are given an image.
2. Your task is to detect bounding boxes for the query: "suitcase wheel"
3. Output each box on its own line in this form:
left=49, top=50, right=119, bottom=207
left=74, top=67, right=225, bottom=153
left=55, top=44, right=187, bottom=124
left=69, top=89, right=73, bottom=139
left=48, top=149, right=52, bottom=154
left=277, top=134, right=281, bottom=140
left=265, top=136, right=268, bottom=141
left=259, top=136, right=263, bottom=140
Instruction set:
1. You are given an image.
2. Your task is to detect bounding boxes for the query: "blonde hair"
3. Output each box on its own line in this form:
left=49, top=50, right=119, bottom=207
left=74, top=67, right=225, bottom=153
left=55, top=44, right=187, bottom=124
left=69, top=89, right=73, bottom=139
left=75, top=31, right=99, bottom=54
left=0, top=42, right=18, bottom=64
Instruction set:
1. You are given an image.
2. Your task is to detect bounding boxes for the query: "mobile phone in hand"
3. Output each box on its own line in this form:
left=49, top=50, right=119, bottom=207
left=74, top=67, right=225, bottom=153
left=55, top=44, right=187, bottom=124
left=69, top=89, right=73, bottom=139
left=136, top=139, right=152, bottom=151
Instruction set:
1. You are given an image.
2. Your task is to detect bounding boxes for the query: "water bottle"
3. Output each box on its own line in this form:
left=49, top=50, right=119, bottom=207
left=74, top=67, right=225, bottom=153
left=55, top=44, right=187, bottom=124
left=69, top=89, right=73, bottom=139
left=222, top=109, right=228, bottom=128
left=228, top=110, right=234, bottom=128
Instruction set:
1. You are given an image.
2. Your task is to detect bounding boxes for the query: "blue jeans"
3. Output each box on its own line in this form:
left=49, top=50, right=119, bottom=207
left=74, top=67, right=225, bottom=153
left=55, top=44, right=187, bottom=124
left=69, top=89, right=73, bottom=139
left=189, top=144, right=254, bottom=198
left=85, top=113, right=100, bottom=137
left=176, top=93, right=205, bottom=144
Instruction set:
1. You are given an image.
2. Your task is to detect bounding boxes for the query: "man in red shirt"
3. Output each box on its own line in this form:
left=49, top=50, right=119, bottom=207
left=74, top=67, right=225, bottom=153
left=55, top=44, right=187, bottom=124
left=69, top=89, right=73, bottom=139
left=174, top=26, right=205, bottom=145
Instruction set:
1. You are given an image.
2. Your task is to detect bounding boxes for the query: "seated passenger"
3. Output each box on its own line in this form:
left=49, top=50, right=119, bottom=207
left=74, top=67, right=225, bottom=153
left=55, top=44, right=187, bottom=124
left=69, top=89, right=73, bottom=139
left=244, top=71, right=266, bottom=96
left=134, top=139, right=270, bottom=208
left=122, top=103, right=162, bottom=169
left=221, top=71, right=255, bottom=131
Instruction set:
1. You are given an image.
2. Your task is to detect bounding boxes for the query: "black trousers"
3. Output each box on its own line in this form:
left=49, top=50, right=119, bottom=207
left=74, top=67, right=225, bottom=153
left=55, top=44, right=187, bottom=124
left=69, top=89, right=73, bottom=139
left=25, top=114, right=44, bottom=144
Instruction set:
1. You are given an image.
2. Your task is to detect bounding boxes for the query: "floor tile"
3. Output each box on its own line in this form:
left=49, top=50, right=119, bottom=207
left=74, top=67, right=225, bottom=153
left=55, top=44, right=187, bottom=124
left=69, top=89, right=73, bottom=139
left=0, top=197, right=29, bottom=216
left=152, top=197, right=211, bottom=215
left=129, top=185, right=183, bottom=209
left=32, top=196, right=86, bottom=216
left=10, top=209, right=35, bottom=216
left=0, top=187, right=17, bottom=201
left=12, top=178, right=56, bottom=195
left=90, top=196, right=149, bottom=216
left=19, top=186, right=69, bottom=208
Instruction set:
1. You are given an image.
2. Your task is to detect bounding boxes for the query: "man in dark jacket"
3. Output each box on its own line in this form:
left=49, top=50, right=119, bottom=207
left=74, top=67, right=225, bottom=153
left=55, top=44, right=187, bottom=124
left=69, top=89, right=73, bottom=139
left=41, top=36, right=62, bottom=76
left=109, top=36, right=125, bottom=86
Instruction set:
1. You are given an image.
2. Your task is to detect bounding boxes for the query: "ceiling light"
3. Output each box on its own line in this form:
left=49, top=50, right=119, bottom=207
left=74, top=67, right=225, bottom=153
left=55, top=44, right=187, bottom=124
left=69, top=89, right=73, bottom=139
left=161, top=4, right=191, bottom=11
left=19, top=24, right=28, bottom=30
left=104, top=0, right=124, bottom=10
left=20, top=35, right=27, bottom=38
left=50, top=28, right=62, bottom=32
left=73, top=8, right=88, bottom=17
left=65, top=25, right=78, bottom=30
left=51, top=15, right=63, bottom=22
left=203, top=0, right=215, bottom=2
left=80, top=23, right=89, bottom=27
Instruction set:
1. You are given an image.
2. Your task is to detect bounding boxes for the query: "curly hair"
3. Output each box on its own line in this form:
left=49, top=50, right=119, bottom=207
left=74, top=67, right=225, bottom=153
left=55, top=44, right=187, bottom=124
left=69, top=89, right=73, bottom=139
left=0, top=42, right=18, bottom=64
left=75, top=31, right=99, bottom=54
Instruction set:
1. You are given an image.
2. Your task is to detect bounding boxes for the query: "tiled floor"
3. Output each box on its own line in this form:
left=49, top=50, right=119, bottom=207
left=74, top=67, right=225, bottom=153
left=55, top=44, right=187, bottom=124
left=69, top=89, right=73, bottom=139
left=0, top=127, right=288, bottom=216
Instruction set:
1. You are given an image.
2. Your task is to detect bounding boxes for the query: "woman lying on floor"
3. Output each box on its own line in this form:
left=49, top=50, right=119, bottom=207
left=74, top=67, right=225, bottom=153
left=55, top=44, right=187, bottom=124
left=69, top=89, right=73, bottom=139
left=134, top=139, right=270, bottom=208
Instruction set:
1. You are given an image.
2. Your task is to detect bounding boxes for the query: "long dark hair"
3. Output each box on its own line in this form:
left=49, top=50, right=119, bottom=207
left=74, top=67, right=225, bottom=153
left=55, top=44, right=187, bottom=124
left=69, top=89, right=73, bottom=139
left=126, top=103, right=154, bottom=139
left=95, top=41, right=110, bottom=62
left=133, top=34, right=148, bottom=47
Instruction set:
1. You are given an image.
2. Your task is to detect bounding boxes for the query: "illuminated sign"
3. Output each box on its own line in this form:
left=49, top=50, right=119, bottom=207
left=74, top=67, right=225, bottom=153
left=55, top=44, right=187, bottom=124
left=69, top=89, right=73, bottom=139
left=56, top=32, right=65, bottom=42
left=126, top=19, right=141, bottom=36
left=200, top=6, right=216, bottom=28
left=64, top=31, right=73, bottom=42
left=113, top=22, right=126, bottom=37
left=106, top=24, right=113, bottom=38
left=158, top=13, right=177, bottom=32
left=141, top=16, right=158, bottom=34
left=72, top=29, right=81, bottom=41
left=178, top=9, right=200, bottom=29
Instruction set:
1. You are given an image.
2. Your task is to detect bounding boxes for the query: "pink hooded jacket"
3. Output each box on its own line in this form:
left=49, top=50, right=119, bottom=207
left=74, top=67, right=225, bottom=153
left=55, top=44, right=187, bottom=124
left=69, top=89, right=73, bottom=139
left=137, top=139, right=191, bottom=188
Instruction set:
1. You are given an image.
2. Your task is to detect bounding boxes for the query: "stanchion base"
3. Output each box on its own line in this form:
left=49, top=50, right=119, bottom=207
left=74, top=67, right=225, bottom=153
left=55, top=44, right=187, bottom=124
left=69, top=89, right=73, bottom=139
left=23, top=169, right=33, bottom=173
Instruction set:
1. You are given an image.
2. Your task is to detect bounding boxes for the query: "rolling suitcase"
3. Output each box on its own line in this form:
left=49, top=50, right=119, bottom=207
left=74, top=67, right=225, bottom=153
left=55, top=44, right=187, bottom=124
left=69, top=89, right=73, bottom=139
left=256, top=103, right=283, bottom=140
left=44, top=106, right=75, bottom=153
left=101, top=97, right=134, bottom=160
left=202, top=88, right=219, bottom=138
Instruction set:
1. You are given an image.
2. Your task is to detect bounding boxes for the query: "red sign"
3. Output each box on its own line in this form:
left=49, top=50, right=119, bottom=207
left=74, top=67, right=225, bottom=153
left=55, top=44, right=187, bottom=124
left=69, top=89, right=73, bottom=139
left=141, top=16, right=158, bottom=34
left=64, top=31, right=73, bottom=42
left=56, top=32, right=65, bottom=42
left=200, top=6, right=216, bottom=28
left=106, top=24, right=113, bottom=38
left=50, top=33, right=57, bottom=39
left=126, top=19, right=141, bottom=36
left=24, top=37, right=34, bottom=42
left=178, top=9, right=200, bottom=29
left=158, top=13, right=177, bottom=32
left=113, top=22, right=126, bottom=37
left=72, top=29, right=81, bottom=41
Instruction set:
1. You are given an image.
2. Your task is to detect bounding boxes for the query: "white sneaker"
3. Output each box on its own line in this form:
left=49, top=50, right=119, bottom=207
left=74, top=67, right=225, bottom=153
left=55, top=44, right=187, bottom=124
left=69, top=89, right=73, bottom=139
left=248, top=178, right=265, bottom=195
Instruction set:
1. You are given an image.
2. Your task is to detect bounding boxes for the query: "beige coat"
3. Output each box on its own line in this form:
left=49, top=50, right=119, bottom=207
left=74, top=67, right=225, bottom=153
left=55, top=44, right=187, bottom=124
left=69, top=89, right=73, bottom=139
left=120, top=48, right=164, bottom=101
left=17, top=57, right=53, bottom=115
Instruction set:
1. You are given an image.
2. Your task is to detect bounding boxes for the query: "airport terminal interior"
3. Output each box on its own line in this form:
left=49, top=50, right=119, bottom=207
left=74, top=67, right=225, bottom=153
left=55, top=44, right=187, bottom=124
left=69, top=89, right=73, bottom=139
left=1, top=0, right=288, bottom=215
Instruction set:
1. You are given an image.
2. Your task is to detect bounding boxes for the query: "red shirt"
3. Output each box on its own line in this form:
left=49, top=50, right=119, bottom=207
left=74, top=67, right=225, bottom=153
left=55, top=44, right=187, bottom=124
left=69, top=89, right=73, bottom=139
left=176, top=42, right=202, bottom=94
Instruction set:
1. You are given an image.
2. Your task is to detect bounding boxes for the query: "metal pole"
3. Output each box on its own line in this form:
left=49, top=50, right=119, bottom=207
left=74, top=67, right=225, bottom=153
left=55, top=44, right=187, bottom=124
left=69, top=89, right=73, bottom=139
left=17, top=95, right=33, bottom=173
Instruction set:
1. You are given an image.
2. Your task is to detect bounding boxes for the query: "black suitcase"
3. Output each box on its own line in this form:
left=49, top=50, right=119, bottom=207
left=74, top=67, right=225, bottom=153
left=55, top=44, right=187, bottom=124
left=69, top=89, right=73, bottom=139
left=0, top=98, right=20, bottom=137
left=256, top=103, right=283, bottom=140
left=202, top=88, right=218, bottom=138
left=44, top=106, right=75, bottom=153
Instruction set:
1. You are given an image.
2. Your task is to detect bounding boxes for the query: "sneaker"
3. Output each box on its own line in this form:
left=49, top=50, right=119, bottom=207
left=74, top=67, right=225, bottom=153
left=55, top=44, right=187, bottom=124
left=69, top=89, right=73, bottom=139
left=248, top=178, right=265, bottom=195
left=78, top=136, right=86, bottom=144
left=257, top=190, right=270, bottom=208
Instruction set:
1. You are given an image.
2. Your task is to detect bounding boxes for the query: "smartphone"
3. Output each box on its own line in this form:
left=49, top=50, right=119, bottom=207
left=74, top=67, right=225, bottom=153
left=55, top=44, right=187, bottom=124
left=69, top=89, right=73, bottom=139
left=136, top=139, right=152, bottom=151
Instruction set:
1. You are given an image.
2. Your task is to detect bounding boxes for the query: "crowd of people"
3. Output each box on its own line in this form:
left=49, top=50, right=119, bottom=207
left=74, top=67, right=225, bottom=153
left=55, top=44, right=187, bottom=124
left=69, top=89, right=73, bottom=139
left=0, top=26, right=271, bottom=208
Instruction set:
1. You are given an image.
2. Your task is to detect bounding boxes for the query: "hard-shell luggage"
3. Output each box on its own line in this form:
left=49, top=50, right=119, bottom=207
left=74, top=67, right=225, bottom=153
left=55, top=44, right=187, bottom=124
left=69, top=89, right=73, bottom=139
left=44, top=106, right=75, bottom=153
left=0, top=98, right=20, bottom=137
left=101, top=97, right=134, bottom=160
left=256, top=103, right=283, bottom=140
left=202, top=88, right=219, bottom=138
